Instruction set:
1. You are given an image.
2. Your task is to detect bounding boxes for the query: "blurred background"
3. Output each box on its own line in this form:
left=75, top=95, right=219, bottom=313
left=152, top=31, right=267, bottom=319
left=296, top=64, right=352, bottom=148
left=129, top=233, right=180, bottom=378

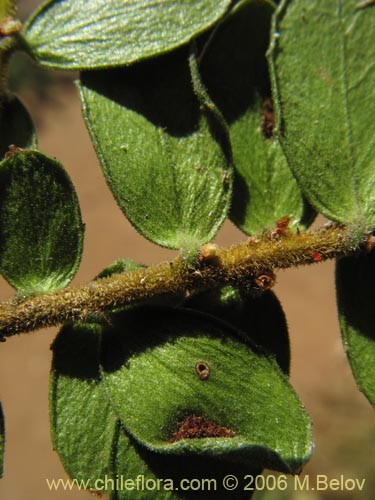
left=0, top=1, right=374, bottom=499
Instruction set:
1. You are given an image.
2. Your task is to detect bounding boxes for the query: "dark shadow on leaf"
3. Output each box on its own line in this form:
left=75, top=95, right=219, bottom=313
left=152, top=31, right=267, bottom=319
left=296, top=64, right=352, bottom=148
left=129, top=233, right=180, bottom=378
left=336, top=252, right=375, bottom=342
left=99, top=306, right=254, bottom=374
left=81, top=49, right=200, bottom=138
left=0, top=96, right=35, bottom=159
left=199, top=0, right=271, bottom=125
left=51, top=322, right=102, bottom=380
left=228, top=170, right=251, bottom=229
left=185, top=288, right=290, bottom=374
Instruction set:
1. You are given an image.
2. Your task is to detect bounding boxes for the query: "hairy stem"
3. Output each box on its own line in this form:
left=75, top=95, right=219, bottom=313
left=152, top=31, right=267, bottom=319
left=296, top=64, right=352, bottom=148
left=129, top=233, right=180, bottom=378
left=0, top=225, right=369, bottom=338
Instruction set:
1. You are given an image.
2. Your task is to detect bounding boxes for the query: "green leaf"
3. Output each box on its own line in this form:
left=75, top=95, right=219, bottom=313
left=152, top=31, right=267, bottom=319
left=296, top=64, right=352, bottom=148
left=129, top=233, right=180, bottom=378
left=22, top=0, right=232, bottom=70
left=269, top=0, right=375, bottom=227
left=336, top=252, right=375, bottom=407
left=0, top=402, right=4, bottom=478
left=50, top=323, right=165, bottom=500
left=96, top=258, right=144, bottom=280
left=51, top=321, right=258, bottom=500
left=0, top=0, right=15, bottom=18
left=50, top=323, right=116, bottom=486
left=185, top=287, right=290, bottom=374
left=101, top=308, right=312, bottom=473
left=0, top=150, right=84, bottom=293
left=0, top=95, right=36, bottom=159
left=79, top=51, right=231, bottom=250
left=196, top=0, right=312, bottom=235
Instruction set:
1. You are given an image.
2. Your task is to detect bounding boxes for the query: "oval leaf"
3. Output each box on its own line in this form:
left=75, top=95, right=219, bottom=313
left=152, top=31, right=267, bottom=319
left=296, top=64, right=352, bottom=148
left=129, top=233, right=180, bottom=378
left=336, top=252, right=375, bottom=407
left=22, top=0, right=232, bottom=70
left=196, top=0, right=313, bottom=235
left=101, top=308, right=312, bottom=473
left=0, top=150, right=84, bottom=293
left=51, top=321, right=259, bottom=499
left=185, top=287, right=290, bottom=374
left=269, top=0, right=375, bottom=227
left=79, top=51, right=231, bottom=250
left=0, top=94, right=36, bottom=159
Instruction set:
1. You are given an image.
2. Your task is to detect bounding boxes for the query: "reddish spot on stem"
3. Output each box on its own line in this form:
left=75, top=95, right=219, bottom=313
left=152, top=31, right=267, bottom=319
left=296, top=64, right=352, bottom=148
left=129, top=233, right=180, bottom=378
left=169, top=416, right=236, bottom=443
left=312, top=252, right=322, bottom=262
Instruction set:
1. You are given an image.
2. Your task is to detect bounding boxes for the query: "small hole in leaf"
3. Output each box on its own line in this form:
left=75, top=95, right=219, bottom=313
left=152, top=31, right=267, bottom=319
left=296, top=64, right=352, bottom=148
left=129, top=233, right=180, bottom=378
left=195, top=361, right=210, bottom=380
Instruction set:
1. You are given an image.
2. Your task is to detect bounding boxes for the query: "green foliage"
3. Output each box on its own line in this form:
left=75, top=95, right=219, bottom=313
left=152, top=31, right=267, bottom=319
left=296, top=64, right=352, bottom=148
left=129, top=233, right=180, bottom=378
left=0, top=150, right=84, bottom=293
left=22, top=0, right=232, bottom=70
left=0, top=0, right=374, bottom=491
left=185, top=287, right=290, bottom=374
left=101, top=308, right=311, bottom=472
left=79, top=50, right=231, bottom=250
left=197, top=0, right=313, bottom=234
left=336, top=252, right=375, bottom=405
left=51, top=308, right=311, bottom=499
left=0, top=0, right=15, bottom=18
left=0, top=95, right=36, bottom=158
left=51, top=320, right=260, bottom=500
left=269, top=0, right=375, bottom=228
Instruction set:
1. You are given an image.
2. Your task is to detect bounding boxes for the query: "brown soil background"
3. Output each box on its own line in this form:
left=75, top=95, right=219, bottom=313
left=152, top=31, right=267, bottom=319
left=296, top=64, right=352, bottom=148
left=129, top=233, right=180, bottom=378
left=0, top=3, right=374, bottom=497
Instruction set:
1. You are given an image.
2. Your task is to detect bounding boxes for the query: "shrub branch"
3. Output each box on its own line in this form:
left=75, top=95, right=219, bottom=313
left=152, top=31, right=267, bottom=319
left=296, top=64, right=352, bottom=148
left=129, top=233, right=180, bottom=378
left=0, top=224, right=369, bottom=339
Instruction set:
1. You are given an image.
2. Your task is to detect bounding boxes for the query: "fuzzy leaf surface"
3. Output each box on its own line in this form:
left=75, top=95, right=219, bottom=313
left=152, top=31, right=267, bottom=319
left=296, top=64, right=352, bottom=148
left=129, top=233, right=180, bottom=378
left=51, top=320, right=258, bottom=499
left=23, top=0, right=232, bottom=70
left=80, top=52, right=231, bottom=250
left=101, top=308, right=312, bottom=473
left=0, top=0, right=15, bottom=17
left=0, top=95, right=36, bottom=159
left=198, top=0, right=312, bottom=235
left=0, top=150, right=83, bottom=293
left=185, top=287, right=290, bottom=374
left=50, top=323, right=168, bottom=500
left=336, top=252, right=375, bottom=407
left=270, top=0, right=375, bottom=227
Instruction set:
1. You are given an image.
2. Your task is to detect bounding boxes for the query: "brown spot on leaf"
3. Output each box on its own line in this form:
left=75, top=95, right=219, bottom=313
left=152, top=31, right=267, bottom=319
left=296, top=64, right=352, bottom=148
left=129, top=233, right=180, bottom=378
left=195, top=165, right=206, bottom=173
left=169, top=416, right=236, bottom=443
left=261, top=97, right=275, bottom=138
left=195, top=361, right=210, bottom=380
